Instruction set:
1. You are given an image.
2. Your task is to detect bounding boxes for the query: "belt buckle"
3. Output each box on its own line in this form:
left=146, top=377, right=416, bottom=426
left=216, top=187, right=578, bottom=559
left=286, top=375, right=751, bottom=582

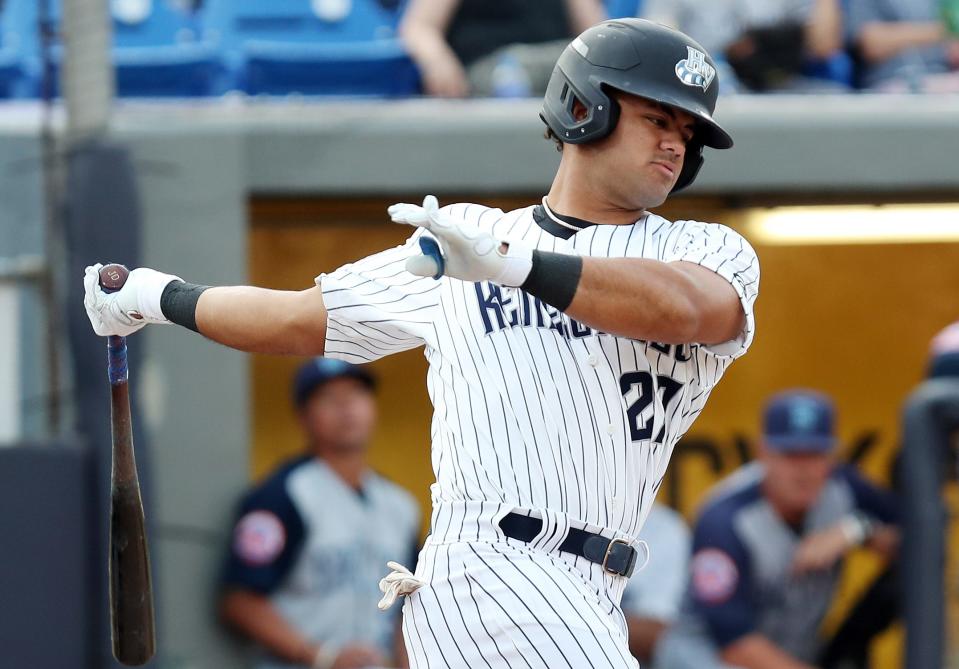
left=602, top=537, right=633, bottom=576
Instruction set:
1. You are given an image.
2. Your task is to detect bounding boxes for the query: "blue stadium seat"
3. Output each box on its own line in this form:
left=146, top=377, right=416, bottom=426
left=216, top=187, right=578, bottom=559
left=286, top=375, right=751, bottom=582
left=605, top=0, right=642, bottom=19
left=4, top=0, right=219, bottom=98
left=201, top=0, right=419, bottom=96
left=0, top=0, right=39, bottom=97
left=106, top=0, right=220, bottom=97
left=803, top=52, right=856, bottom=89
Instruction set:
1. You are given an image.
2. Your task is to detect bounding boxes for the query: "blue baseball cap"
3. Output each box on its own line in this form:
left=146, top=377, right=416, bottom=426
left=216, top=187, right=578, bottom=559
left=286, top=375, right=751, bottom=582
left=292, top=358, right=376, bottom=408
left=762, top=389, right=836, bottom=453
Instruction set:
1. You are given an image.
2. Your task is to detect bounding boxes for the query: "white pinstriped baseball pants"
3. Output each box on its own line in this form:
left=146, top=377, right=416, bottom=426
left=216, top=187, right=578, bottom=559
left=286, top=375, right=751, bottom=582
left=401, top=502, right=640, bottom=669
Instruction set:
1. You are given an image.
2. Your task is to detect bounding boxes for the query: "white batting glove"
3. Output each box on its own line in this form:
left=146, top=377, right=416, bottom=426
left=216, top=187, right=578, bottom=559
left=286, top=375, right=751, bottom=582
left=377, top=560, right=426, bottom=611
left=388, top=195, right=533, bottom=287
left=83, top=263, right=182, bottom=337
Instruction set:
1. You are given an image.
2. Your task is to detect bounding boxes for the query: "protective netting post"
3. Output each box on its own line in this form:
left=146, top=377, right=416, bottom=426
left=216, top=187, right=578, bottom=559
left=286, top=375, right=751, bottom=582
left=900, top=379, right=959, bottom=669
left=61, top=0, right=114, bottom=142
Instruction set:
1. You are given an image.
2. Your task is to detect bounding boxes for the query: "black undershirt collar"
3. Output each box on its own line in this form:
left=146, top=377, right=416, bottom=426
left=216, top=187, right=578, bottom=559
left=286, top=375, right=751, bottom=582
left=532, top=197, right=600, bottom=240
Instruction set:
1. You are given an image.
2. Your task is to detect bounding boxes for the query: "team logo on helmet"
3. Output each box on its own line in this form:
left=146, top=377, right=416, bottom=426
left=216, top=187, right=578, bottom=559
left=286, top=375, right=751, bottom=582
left=675, top=46, right=716, bottom=91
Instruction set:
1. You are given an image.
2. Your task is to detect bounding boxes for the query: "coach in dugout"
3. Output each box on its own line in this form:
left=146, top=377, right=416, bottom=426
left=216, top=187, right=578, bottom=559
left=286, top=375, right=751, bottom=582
left=219, top=358, right=420, bottom=669
left=656, top=389, right=900, bottom=669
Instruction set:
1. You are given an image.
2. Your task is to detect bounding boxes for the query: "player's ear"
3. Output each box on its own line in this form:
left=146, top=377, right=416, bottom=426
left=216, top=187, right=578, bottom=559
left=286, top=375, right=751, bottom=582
left=572, top=99, right=588, bottom=122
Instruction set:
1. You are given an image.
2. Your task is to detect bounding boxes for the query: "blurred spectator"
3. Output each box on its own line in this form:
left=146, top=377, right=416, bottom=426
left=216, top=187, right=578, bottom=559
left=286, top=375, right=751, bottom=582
left=929, top=320, right=959, bottom=378
left=220, top=358, right=420, bottom=669
left=399, top=0, right=605, bottom=97
left=656, top=390, right=900, bottom=669
left=621, top=503, right=691, bottom=665
left=848, top=0, right=959, bottom=91
left=642, top=0, right=847, bottom=92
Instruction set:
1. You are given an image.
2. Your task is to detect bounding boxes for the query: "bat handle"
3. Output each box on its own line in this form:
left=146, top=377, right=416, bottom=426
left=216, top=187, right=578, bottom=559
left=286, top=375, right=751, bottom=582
left=108, top=335, right=129, bottom=386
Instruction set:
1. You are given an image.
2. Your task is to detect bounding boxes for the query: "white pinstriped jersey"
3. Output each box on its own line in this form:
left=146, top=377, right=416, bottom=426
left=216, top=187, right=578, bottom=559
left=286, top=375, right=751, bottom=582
left=319, top=203, right=759, bottom=540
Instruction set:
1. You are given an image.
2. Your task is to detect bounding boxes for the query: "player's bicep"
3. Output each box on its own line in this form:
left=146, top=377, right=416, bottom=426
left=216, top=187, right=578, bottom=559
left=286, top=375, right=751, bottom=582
left=665, top=222, right=760, bottom=358
left=673, top=261, right=746, bottom=346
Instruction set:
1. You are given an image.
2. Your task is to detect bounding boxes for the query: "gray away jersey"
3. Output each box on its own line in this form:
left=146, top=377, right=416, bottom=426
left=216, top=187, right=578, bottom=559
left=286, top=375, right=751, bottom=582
left=319, top=203, right=760, bottom=540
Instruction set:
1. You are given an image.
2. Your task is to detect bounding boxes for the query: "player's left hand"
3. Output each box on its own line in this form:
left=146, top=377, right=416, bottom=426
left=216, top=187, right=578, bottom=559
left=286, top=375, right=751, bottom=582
left=83, top=263, right=182, bottom=337
left=388, top=195, right=533, bottom=287
left=790, top=524, right=853, bottom=575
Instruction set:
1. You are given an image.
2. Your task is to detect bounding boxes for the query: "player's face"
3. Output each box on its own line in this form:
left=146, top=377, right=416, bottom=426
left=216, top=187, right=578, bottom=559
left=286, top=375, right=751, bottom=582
left=594, top=95, right=696, bottom=208
left=300, top=377, right=377, bottom=454
left=762, top=445, right=834, bottom=517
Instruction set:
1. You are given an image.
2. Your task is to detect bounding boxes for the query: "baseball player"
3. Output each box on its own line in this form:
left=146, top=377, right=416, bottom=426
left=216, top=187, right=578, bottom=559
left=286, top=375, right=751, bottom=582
left=84, top=19, right=759, bottom=668
left=219, top=358, right=419, bottom=669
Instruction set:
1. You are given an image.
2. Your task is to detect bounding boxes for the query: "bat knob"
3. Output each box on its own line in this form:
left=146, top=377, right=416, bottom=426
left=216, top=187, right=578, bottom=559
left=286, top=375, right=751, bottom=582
left=100, top=264, right=130, bottom=294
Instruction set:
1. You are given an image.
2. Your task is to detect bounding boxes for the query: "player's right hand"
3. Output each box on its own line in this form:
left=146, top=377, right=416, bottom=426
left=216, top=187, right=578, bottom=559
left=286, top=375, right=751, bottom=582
left=83, top=263, right=182, bottom=337
left=389, top=195, right=534, bottom=287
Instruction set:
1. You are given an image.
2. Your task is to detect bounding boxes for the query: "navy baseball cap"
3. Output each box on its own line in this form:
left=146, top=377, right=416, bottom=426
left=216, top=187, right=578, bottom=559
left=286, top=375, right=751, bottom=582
left=762, top=390, right=836, bottom=453
left=292, top=358, right=376, bottom=407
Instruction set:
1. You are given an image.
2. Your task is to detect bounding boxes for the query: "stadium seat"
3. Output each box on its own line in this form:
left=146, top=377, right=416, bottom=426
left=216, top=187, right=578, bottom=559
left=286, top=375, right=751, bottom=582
left=803, top=52, right=856, bottom=89
left=0, top=0, right=38, bottom=97
left=605, top=0, right=642, bottom=19
left=104, top=0, right=220, bottom=97
left=5, top=0, right=219, bottom=98
left=201, top=0, right=419, bottom=96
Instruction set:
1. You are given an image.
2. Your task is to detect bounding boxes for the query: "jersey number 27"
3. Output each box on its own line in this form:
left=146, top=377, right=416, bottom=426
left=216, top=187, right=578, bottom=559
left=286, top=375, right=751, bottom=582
left=619, top=372, right=683, bottom=444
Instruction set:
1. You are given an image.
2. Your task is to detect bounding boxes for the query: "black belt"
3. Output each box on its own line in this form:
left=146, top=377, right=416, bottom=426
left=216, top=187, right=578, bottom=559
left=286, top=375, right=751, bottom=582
left=498, top=512, right=637, bottom=578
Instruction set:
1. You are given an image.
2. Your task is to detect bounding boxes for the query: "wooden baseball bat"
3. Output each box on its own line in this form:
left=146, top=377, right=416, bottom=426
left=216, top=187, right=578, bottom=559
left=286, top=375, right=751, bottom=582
left=99, top=263, right=156, bottom=667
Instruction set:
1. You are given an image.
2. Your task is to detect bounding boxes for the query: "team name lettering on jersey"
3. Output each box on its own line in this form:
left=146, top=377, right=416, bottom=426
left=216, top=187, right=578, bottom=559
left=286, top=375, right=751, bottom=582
left=474, top=281, right=593, bottom=339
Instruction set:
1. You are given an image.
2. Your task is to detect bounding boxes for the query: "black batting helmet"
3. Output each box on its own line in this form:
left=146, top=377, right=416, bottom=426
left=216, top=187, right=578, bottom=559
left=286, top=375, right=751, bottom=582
left=540, top=19, right=733, bottom=192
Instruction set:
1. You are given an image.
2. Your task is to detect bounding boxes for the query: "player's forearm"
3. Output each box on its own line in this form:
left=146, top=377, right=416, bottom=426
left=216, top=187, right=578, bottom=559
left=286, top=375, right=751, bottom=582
left=219, top=590, right=319, bottom=665
left=562, top=256, right=740, bottom=344
left=857, top=21, right=946, bottom=62
left=722, top=634, right=820, bottom=669
left=865, top=524, right=900, bottom=560
left=394, top=621, right=410, bottom=668
left=625, top=617, right=667, bottom=664
left=192, top=284, right=327, bottom=356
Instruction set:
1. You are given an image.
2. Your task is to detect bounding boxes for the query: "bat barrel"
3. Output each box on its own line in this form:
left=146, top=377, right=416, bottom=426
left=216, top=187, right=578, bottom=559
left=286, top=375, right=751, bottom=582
left=104, top=311, right=155, bottom=665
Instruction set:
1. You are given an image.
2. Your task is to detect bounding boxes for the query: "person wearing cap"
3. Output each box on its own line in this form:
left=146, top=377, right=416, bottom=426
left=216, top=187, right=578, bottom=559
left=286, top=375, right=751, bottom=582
left=219, top=358, right=420, bottom=669
left=655, top=390, right=900, bottom=669
left=929, top=320, right=959, bottom=379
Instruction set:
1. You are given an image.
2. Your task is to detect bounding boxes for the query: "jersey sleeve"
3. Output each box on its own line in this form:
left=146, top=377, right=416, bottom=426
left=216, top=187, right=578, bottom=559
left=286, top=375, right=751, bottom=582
left=688, top=508, right=756, bottom=648
left=317, top=230, right=442, bottom=363
left=221, top=475, right=306, bottom=594
left=835, top=465, right=900, bottom=525
left=665, top=222, right=760, bottom=359
left=621, top=508, right=691, bottom=622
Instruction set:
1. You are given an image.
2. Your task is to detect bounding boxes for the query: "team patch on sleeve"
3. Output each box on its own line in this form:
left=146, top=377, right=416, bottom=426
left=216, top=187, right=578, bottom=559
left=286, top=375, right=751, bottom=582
left=691, top=548, right=738, bottom=604
left=233, top=510, right=286, bottom=566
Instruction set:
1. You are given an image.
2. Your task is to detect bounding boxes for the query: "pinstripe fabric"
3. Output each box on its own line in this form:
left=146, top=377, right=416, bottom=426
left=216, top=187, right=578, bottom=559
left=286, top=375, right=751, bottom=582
left=317, top=203, right=760, bottom=667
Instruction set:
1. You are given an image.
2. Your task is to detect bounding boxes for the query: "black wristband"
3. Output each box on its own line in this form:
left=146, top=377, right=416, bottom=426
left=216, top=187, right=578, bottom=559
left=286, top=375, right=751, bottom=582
left=520, top=250, right=583, bottom=312
left=160, top=281, right=210, bottom=333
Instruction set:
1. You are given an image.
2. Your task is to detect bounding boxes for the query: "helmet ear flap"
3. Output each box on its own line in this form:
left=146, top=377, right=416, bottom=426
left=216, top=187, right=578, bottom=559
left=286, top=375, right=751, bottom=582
left=672, top=143, right=704, bottom=192
left=542, top=71, right=620, bottom=144
left=596, top=86, right=621, bottom=142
